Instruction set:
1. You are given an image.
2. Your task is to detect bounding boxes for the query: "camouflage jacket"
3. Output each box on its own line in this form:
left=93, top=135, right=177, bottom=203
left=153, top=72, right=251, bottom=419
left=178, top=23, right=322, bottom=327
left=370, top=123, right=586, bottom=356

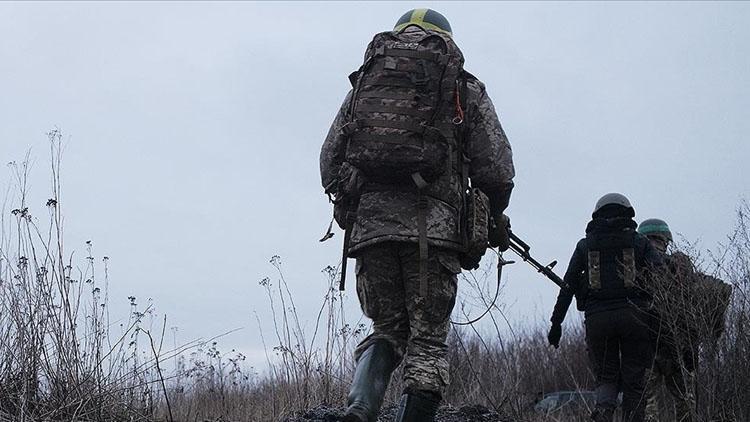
left=320, top=65, right=515, bottom=256
left=653, top=251, right=732, bottom=343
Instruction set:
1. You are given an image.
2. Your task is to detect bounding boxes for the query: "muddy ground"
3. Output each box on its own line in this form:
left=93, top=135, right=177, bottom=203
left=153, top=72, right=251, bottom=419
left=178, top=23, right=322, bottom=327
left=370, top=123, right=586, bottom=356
left=285, top=403, right=512, bottom=422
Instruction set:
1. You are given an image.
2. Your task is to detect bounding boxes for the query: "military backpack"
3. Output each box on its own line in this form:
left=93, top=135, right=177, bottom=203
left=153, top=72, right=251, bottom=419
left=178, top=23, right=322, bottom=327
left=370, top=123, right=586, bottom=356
left=332, top=28, right=487, bottom=290
left=342, top=28, right=465, bottom=185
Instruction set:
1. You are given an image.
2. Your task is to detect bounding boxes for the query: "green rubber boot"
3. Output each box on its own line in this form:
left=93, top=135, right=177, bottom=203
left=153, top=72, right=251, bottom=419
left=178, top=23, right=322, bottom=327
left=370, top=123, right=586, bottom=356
left=343, top=340, right=398, bottom=422
left=394, top=389, right=441, bottom=422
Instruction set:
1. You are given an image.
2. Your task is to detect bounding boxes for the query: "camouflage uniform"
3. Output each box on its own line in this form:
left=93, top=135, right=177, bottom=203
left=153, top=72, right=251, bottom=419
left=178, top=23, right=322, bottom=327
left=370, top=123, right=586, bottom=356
left=320, top=60, right=515, bottom=395
left=354, top=243, right=460, bottom=392
left=320, top=84, right=515, bottom=256
left=645, top=252, right=696, bottom=422
left=645, top=252, right=731, bottom=422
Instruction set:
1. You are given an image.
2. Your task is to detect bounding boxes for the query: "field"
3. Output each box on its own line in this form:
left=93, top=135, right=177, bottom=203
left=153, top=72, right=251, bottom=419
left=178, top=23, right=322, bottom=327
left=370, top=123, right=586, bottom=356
left=1, top=133, right=748, bottom=421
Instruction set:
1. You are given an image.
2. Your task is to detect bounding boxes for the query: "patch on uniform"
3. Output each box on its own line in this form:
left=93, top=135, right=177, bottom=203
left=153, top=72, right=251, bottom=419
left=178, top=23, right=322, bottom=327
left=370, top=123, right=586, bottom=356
left=588, top=250, right=601, bottom=289
left=392, top=42, right=421, bottom=50
left=622, top=248, right=636, bottom=288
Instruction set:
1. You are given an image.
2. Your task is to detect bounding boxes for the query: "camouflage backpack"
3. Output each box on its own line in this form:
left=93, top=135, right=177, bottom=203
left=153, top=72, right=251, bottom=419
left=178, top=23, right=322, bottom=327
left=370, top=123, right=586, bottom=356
left=342, top=28, right=466, bottom=186
left=333, top=28, right=475, bottom=290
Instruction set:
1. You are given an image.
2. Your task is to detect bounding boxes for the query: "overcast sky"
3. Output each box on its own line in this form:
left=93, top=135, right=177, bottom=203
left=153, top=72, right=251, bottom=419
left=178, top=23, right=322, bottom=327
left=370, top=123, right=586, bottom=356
left=1, top=2, right=748, bottom=371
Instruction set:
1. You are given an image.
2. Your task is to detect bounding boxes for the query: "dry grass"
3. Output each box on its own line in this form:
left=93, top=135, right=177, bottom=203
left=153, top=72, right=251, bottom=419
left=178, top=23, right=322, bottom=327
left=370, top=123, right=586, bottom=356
left=3, top=132, right=748, bottom=421
left=645, top=202, right=750, bottom=422
left=0, top=130, right=172, bottom=421
left=231, top=203, right=749, bottom=422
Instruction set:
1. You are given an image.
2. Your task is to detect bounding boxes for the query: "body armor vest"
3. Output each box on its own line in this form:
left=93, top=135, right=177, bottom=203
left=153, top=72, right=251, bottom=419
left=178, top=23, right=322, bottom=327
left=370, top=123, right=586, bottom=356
left=585, top=229, right=639, bottom=300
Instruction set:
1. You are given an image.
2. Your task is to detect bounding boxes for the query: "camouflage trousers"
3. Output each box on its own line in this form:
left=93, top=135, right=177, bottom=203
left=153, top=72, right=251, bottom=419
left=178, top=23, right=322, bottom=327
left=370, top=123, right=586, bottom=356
left=644, top=349, right=695, bottom=422
left=352, top=242, right=461, bottom=394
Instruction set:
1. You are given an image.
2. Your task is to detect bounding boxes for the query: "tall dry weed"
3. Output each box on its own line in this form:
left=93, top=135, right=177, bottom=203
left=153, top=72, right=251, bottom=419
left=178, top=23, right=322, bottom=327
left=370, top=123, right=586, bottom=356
left=0, top=130, right=170, bottom=421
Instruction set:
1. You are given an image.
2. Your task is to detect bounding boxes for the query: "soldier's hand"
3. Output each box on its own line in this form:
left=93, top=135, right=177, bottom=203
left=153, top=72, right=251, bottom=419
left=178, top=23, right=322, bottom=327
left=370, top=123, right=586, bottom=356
left=548, top=323, right=562, bottom=348
left=488, top=213, right=510, bottom=251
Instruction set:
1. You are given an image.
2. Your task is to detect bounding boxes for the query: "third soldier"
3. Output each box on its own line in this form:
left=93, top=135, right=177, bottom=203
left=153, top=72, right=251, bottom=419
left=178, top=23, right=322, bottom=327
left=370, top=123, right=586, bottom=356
left=638, top=218, right=731, bottom=422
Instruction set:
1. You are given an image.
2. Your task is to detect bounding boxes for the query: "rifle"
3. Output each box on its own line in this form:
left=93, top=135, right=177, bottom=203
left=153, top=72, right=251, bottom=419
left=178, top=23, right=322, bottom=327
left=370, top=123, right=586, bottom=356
left=507, top=230, right=568, bottom=290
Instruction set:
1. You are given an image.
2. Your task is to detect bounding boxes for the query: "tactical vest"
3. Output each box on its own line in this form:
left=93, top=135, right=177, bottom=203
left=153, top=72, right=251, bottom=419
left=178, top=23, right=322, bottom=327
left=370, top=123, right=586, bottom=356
left=343, top=28, right=465, bottom=186
left=585, top=229, right=640, bottom=300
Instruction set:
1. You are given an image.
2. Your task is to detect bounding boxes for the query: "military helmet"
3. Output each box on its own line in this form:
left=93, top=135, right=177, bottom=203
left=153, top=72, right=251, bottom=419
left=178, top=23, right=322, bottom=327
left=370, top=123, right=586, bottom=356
left=394, top=9, right=452, bottom=36
left=592, top=192, right=635, bottom=218
left=638, top=218, right=673, bottom=241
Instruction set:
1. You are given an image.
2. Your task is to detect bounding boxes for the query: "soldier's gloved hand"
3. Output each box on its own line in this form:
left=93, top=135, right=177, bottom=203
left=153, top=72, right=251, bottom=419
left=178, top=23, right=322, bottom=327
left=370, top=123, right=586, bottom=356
left=488, top=213, right=510, bottom=251
left=548, top=323, right=562, bottom=348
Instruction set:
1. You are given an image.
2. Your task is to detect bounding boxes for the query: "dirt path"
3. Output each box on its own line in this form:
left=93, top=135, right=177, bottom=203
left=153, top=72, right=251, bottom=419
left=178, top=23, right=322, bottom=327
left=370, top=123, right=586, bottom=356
left=285, top=403, right=511, bottom=422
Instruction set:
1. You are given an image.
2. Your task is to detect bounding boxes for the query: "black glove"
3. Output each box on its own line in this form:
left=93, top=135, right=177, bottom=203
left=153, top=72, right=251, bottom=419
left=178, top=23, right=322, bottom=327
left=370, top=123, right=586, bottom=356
left=488, top=213, right=510, bottom=251
left=548, top=323, right=562, bottom=348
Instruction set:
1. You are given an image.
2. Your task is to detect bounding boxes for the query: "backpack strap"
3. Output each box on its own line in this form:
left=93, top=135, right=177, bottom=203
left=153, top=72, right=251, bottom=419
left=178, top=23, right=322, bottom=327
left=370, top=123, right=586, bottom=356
left=411, top=172, right=430, bottom=299
left=339, top=212, right=355, bottom=291
left=454, top=74, right=470, bottom=251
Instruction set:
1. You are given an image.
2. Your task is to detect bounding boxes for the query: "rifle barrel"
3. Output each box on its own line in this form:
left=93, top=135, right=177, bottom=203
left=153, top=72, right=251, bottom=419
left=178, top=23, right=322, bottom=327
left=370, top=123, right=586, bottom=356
left=507, top=232, right=568, bottom=290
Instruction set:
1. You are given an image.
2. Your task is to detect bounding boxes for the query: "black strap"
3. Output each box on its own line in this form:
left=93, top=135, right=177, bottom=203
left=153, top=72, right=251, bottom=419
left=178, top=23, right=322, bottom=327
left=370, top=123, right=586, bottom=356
left=391, top=62, right=430, bottom=74
left=357, top=91, right=419, bottom=101
left=356, top=119, right=446, bottom=144
left=384, top=48, right=446, bottom=64
left=345, top=119, right=421, bottom=136
left=339, top=212, right=356, bottom=291
left=365, top=76, right=417, bottom=89
left=454, top=76, right=471, bottom=250
left=356, top=103, right=433, bottom=119
left=357, top=118, right=427, bottom=134
left=371, top=61, right=430, bottom=75
left=349, top=133, right=423, bottom=146
left=411, top=173, right=429, bottom=300
left=417, top=196, right=428, bottom=299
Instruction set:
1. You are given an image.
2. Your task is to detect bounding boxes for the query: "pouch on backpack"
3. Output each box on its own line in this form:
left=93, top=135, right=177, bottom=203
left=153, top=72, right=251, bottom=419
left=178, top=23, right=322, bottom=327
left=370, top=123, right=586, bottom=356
left=460, top=187, right=490, bottom=270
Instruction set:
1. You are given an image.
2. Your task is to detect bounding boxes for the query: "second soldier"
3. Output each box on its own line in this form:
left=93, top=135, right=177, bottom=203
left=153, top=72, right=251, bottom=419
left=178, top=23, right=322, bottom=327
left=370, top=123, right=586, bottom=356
left=547, top=194, right=663, bottom=422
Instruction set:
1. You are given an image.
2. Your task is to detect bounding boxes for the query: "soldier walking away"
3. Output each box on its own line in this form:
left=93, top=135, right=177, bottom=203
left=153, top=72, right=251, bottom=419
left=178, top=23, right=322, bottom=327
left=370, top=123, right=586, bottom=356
left=638, top=219, right=732, bottom=422
left=320, top=8, right=515, bottom=422
left=546, top=194, right=663, bottom=422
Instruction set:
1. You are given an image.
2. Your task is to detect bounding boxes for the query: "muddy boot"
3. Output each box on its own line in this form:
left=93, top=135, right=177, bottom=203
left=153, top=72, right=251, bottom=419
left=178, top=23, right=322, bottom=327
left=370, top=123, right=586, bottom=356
left=343, top=340, right=398, bottom=422
left=394, top=389, right=441, bottom=422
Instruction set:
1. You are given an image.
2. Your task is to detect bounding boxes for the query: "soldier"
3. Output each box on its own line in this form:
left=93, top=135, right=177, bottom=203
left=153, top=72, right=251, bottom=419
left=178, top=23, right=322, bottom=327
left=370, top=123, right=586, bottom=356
left=638, top=218, right=695, bottom=422
left=320, top=9, right=514, bottom=422
left=546, top=194, right=663, bottom=422
left=639, top=218, right=731, bottom=422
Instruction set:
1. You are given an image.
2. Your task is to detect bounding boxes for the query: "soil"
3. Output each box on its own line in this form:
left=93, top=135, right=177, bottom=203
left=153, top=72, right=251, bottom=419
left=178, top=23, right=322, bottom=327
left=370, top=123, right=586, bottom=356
left=285, top=403, right=511, bottom=422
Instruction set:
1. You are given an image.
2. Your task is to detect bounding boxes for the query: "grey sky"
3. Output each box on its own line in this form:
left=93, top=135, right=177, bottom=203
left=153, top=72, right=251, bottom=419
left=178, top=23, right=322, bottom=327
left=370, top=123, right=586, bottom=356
left=1, top=2, right=748, bottom=370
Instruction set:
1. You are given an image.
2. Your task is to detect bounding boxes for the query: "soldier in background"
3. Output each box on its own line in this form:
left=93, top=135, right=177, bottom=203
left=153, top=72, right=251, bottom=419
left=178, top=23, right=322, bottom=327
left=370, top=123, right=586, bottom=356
left=547, top=194, right=663, bottom=422
left=320, top=9, right=514, bottom=422
left=638, top=219, right=732, bottom=422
